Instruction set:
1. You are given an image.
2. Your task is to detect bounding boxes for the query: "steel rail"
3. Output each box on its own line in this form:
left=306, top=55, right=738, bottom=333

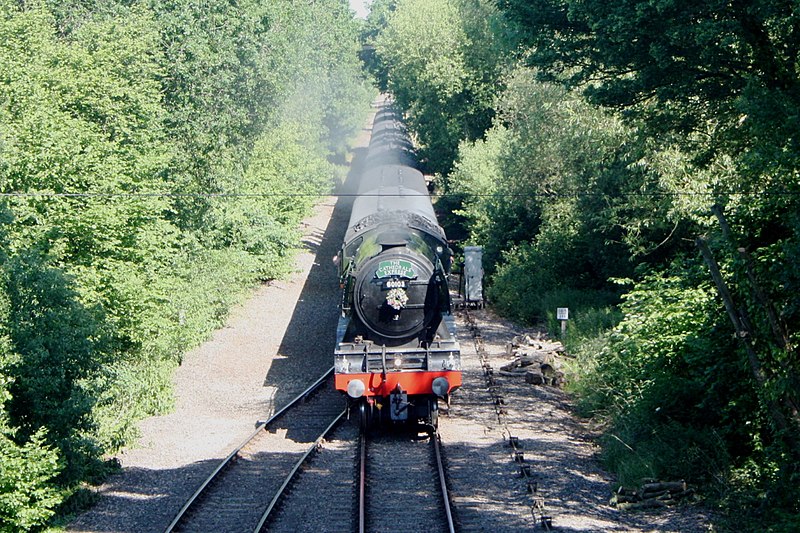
left=164, top=367, right=334, bottom=533
left=433, top=431, right=456, bottom=533
left=358, top=431, right=366, bottom=533
left=254, top=407, right=348, bottom=532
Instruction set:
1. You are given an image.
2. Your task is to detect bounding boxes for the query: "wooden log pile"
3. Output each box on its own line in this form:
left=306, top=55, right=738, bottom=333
left=499, top=335, right=565, bottom=388
left=610, top=481, right=694, bottom=510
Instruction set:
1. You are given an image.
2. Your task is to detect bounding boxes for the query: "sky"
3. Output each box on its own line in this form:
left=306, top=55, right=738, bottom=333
left=349, top=0, right=370, bottom=19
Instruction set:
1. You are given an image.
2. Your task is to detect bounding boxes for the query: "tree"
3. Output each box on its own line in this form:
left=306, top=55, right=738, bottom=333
left=0, top=0, right=373, bottom=519
left=501, top=0, right=799, bottom=163
left=493, top=1, right=800, bottom=523
left=0, top=208, right=63, bottom=531
left=374, top=0, right=511, bottom=174
left=451, top=68, right=651, bottom=320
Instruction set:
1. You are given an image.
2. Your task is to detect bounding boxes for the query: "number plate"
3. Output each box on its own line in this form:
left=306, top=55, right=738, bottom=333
left=383, top=279, right=407, bottom=290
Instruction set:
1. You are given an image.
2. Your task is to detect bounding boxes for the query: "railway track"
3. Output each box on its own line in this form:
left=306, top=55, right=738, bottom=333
left=164, top=373, right=457, bottom=532
left=461, top=307, right=551, bottom=530
left=259, top=420, right=360, bottom=532
left=164, top=368, right=346, bottom=533
left=259, top=420, right=457, bottom=532
left=359, top=427, right=456, bottom=533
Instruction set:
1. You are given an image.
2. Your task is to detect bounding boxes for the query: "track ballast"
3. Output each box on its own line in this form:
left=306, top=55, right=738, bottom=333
left=360, top=427, right=456, bottom=533
left=165, top=369, right=345, bottom=532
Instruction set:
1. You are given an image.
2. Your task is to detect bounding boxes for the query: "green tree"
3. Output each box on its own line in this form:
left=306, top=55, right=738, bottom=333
left=374, top=0, right=511, bottom=174
left=492, top=1, right=800, bottom=524
left=0, top=0, right=372, bottom=521
left=451, top=68, right=646, bottom=320
left=361, top=0, right=399, bottom=91
left=0, top=425, right=62, bottom=531
left=0, top=207, right=63, bottom=531
left=500, top=0, right=799, bottom=165
left=2, top=245, right=109, bottom=483
left=498, top=0, right=800, bottom=326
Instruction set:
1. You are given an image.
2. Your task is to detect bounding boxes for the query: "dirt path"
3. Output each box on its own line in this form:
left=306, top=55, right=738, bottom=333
left=440, top=308, right=715, bottom=532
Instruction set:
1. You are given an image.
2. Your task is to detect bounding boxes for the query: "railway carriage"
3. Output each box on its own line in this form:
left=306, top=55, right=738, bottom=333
left=334, top=105, right=461, bottom=428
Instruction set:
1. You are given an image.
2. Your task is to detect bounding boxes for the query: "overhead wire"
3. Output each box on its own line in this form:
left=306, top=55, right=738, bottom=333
left=0, top=189, right=798, bottom=199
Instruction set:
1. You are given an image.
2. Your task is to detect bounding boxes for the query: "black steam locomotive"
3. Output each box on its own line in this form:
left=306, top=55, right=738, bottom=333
left=334, top=103, right=461, bottom=428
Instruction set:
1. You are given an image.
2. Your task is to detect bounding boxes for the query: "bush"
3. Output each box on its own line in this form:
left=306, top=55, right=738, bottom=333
left=601, top=414, right=730, bottom=489
left=488, top=241, right=621, bottom=325
left=2, top=248, right=108, bottom=483
left=0, top=260, right=63, bottom=531
left=566, top=267, right=783, bottom=495
left=0, top=427, right=62, bottom=531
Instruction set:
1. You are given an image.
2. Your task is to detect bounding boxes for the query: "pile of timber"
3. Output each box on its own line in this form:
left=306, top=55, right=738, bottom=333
left=499, top=334, right=565, bottom=387
left=610, top=480, right=694, bottom=510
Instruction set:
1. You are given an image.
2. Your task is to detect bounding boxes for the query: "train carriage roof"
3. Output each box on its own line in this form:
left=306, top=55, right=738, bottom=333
left=357, top=164, right=428, bottom=195
left=345, top=180, right=442, bottom=245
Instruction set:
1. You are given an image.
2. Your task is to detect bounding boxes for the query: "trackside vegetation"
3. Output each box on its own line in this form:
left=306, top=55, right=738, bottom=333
left=0, top=0, right=372, bottom=528
left=368, top=0, right=800, bottom=529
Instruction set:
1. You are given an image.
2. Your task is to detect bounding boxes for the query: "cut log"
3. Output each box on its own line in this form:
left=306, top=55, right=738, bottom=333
left=511, top=334, right=542, bottom=348
left=616, top=499, right=667, bottom=511
left=612, top=481, right=692, bottom=509
left=610, top=493, right=639, bottom=505
left=499, top=357, right=524, bottom=371
left=641, top=481, right=686, bottom=494
left=520, top=353, right=555, bottom=367
left=639, top=489, right=671, bottom=500
left=525, top=369, right=545, bottom=385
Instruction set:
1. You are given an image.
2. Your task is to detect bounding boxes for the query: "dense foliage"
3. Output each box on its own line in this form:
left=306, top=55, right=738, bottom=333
left=369, top=0, right=800, bottom=528
left=370, top=0, right=512, bottom=175
left=0, top=0, right=371, bottom=528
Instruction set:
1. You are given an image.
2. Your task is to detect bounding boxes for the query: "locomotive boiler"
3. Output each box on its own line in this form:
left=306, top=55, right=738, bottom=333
left=334, top=104, right=461, bottom=428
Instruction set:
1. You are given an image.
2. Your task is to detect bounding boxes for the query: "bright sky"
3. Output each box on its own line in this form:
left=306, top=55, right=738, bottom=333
left=349, top=0, right=370, bottom=19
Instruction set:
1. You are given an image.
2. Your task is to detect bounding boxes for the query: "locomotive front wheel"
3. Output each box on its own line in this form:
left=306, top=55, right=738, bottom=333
left=429, top=398, right=439, bottom=428
left=359, top=401, right=369, bottom=431
left=359, top=400, right=379, bottom=431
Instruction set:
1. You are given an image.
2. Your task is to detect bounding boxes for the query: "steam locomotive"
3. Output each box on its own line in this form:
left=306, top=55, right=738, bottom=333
left=333, top=103, right=461, bottom=428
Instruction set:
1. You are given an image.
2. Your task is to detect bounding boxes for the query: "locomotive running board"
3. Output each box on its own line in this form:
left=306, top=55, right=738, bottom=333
left=333, top=315, right=460, bottom=374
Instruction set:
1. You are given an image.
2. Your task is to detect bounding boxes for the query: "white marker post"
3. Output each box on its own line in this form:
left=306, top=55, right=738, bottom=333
left=557, top=307, right=569, bottom=337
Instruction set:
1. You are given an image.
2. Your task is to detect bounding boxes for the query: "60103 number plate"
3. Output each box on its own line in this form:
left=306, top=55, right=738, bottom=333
left=383, top=279, right=407, bottom=289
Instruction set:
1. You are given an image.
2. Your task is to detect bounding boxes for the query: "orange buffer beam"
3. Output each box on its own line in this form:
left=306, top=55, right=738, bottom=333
left=335, top=371, right=462, bottom=397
